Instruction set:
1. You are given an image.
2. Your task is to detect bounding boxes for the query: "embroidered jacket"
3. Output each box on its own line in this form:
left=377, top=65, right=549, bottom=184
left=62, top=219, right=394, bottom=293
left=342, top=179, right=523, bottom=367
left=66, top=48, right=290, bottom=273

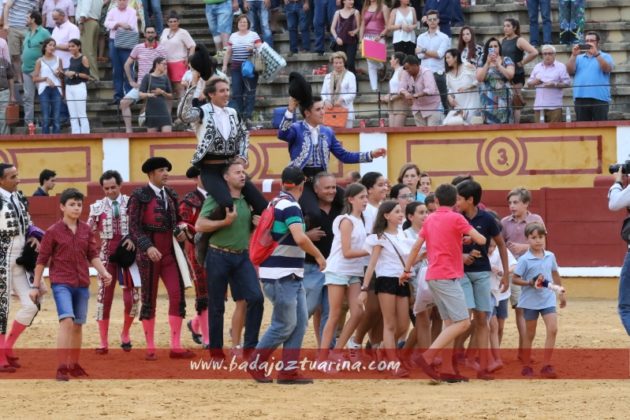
left=277, top=118, right=372, bottom=170
left=0, top=191, right=31, bottom=237
left=127, top=185, right=179, bottom=252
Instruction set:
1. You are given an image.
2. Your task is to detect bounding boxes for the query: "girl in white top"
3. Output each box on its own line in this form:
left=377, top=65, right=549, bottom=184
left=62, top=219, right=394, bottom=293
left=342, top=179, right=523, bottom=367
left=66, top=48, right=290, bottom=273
left=445, top=48, right=480, bottom=124
left=383, top=51, right=408, bottom=127
left=321, top=51, right=356, bottom=128
left=32, top=38, right=63, bottom=134
left=360, top=200, right=417, bottom=375
left=321, top=184, right=370, bottom=352
left=361, top=172, right=388, bottom=234
left=388, top=0, right=417, bottom=56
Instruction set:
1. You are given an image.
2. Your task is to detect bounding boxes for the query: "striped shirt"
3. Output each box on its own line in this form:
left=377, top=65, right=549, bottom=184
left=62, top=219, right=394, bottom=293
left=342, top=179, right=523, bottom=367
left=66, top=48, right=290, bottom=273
left=129, top=42, right=167, bottom=83
left=8, top=0, right=39, bottom=28
left=228, top=30, right=261, bottom=71
left=259, top=191, right=306, bottom=281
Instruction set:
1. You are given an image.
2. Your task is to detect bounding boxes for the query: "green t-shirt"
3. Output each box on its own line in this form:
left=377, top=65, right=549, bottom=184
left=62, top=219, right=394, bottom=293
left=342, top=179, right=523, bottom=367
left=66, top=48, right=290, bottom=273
left=22, top=26, right=50, bottom=74
left=200, top=194, right=251, bottom=251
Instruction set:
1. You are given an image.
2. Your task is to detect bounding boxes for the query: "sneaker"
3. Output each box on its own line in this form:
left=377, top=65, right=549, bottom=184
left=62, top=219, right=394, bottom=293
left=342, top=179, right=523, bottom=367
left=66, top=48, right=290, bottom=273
left=230, top=345, right=243, bottom=360
left=476, top=369, right=494, bottom=380
left=540, top=365, right=558, bottom=379
left=277, top=372, right=314, bottom=385
left=247, top=366, right=272, bottom=383
left=411, top=353, right=441, bottom=381
left=465, top=358, right=481, bottom=372
left=56, top=365, right=70, bottom=381
left=439, top=372, right=469, bottom=383
left=521, top=366, right=534, bottom=377
left=69, top=364, right=89, bottom=378
left=487, top=359, right=504, bottom=373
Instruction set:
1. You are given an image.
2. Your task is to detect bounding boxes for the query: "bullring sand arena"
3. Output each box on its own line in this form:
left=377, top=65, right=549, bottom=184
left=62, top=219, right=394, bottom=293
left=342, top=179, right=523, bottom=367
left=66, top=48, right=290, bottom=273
left=1, top=291, right=629, bottom=419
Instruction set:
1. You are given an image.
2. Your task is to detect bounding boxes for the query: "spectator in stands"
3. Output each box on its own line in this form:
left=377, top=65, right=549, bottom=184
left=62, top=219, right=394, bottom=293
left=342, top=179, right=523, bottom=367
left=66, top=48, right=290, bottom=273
left=143, top=0, right=164, bottom=36
left=527, top=0, right=551, bottom=47
left=421, top=0, right=463, bottom=38
left=359, top=0, right=389, bottom=93
left=399, top=54, right=442, bottom=127
left=501, top=18, right=538, bottom=123
left=52, top=8, right=80, bottom=125
left=388, top=0, right=417, bottom=56
left=120, top=26, right=166, bottom=133
left=526, top=45, right=571, bottom=123
left=0, top=45, right=15, bottom=135
left=383, top=51, right=408, bottom=127
left=222, top=14, right=261, bottom=126
left=104, top=0, right=138, bottom=105
left=4, top=0, right=40, bottom=84
left=445, top=48, right=479, bottom=124
left=457, top=26, right=483, bottom=67
left=286, top=0, right=312, bottom=57
left=416, top=9, right=450, bottom=114
left=321, top=51, right=356, bottom=128
left=204, top=0, right=236, bottom=53
left=64, top=38, right=91, bottom=133
left=33, top=38, right=63, bottom=134
left=43, top=0, right=75, bottom=33
left=476, top=37, right=515, bottom=125
left=77, top=0, right=104, bottom=82
left=330, top=0, right=358, bottom=72
left=243, top=0, right=273, bottom=46
left=559, top=0, right=585, bottom=45
left=139, top=56, right=172, bottom=132
left=160, top=11, right=195, bottom=100
left=21, top=10, right=48, bottom=127
left=106, top=0, right=146, bottom=33
left=314, top=0, right=338, bottom=56
left=567, top=31, right=613, bottom=121
left=34, top=169, right=57, bottom=196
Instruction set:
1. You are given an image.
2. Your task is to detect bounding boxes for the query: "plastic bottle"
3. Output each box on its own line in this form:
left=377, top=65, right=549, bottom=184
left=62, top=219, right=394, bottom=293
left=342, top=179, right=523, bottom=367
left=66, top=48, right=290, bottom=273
left=539, top=112, right=545, bottom=123
left=28, top=122, right=35, bottom=135
left=566, top=106, right=572, bottom=122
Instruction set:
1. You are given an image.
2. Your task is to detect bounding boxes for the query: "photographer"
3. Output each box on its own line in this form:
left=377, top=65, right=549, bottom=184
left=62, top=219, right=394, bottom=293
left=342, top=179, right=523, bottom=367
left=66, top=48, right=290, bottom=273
left=608, top=165, right=630, bottom=335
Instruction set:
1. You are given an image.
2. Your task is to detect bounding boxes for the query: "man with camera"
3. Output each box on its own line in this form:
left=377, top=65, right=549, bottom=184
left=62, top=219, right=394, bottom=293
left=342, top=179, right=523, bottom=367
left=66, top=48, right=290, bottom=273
left=567, top=31, right=614, bottom=122
left=608, top=163, right=630, bottom=336
left=127, top=157, right=194, bottom=360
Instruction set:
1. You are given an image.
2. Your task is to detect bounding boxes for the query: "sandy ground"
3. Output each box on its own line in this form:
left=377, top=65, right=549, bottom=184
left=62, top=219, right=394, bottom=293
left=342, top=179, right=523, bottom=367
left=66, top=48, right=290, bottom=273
left=1, top=288, right=630, bottom=419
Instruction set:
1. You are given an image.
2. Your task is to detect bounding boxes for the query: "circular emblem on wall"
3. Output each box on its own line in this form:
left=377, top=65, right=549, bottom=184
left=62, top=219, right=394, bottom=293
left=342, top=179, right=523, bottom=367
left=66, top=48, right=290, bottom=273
left=484, top=136, right=521, bottom=176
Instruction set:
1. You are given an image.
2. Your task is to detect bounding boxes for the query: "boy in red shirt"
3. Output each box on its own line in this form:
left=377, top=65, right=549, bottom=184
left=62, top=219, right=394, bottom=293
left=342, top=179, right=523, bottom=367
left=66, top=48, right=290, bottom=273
left=31, top=188, right=112, bottom=381
left=402, top=184, right=486, bottom=382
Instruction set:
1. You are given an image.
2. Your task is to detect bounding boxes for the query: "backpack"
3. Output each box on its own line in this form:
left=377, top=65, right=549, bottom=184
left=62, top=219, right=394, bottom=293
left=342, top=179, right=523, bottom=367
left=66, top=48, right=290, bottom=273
left=249, top=197, right=290, bottom=266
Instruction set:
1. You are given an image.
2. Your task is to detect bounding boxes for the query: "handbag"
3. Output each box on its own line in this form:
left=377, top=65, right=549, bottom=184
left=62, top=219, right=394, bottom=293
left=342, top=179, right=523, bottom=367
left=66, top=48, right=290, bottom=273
left=241, top=59, right=255, bottom=79
left=620, top=215, right=630, bottom=243
left=442, top=109, right=465, bottom=126
left=252, top=48, right=265, bottom=73
left=5, top=102, right=19, bottom=126
left=138, top=75, right=151, bottom=127
left=114, top=28, right=139, bottom=50
left=361, top=38, right=386, bottom=62
left=323, top=105, right=348, bottom=128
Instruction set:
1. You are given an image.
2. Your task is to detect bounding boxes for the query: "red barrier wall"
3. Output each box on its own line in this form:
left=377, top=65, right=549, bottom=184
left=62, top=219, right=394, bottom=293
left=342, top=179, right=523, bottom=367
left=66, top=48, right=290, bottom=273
left=27, top=183, right=627, bottom=267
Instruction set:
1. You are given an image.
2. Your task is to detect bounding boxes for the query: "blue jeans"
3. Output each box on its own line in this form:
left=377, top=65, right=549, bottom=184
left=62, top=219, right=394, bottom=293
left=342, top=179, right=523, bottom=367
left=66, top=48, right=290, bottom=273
left=285, top=1, right=310, bottom=52
left=205, top=248, right=264, bottom=351
left=109, top=39, right=132, bottom=101
left=313, top=0, right=337, bottom=53
left=619, top=251, right=630, bottom=335
left=229, top=68, right=258, bottom=120
left=528, top=0, right=552, bottom=46
left=205, top=1, right=233, bottom=37
left=143, top=0, right=164, bottom=35
left=247, top=1, right=273, bottom=46
left=303, top=262, right=329, bottom=342
left=256, top=275, right=308, bottom=366
left=39, top=86, right=61, bottom=134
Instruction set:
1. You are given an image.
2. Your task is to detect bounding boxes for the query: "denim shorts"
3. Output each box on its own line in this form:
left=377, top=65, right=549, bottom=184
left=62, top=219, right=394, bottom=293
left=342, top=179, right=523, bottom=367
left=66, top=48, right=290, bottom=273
left=460, top=271, right=493, bottom=312
left=52, top=284, right=90, bottom=324
left=324, top=272, right=362, bottom=287
left=427, top=279, right=469, bottom=322
left=492, top=298, right=509, bottom=320
left=523, top=306, right=556, bottom=321
left=205, top=1, right=233, bottom=36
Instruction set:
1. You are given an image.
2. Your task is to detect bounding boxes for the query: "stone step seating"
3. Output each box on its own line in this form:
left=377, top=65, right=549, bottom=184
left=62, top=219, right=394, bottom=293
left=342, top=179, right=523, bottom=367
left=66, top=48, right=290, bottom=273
left=12, top=0, right=630, bottom=133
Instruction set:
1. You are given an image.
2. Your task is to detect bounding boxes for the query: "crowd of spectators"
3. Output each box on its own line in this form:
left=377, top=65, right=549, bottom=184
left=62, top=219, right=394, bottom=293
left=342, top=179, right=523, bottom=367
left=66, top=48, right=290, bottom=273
left=0, top=0, right=616, bottom=132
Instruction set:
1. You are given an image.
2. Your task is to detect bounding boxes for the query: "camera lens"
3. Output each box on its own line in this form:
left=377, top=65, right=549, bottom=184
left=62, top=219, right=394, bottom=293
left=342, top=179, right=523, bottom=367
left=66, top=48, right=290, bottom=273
left=609, top=164, right=620, bottom=174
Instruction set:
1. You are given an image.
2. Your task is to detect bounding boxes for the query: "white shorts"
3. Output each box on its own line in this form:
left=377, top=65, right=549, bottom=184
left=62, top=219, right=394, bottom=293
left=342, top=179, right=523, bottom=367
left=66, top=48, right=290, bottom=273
left=123, top=88, right=140, bottom=102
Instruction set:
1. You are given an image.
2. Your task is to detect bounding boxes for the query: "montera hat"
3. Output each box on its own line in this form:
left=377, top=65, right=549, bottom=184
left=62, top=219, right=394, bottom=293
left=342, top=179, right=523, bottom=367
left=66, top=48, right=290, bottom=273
left=142, top=157, right=172, bottom=174
left=186, top=166, right=201, bottom=179
left=288, top=72, right=313, bottom=110
left=190, top=44, right=213, bottom=81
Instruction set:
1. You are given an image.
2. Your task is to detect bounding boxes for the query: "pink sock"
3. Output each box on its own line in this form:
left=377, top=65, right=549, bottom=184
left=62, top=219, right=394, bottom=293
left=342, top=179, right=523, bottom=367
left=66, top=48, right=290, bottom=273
left=191, top=315, right=200, bottom=334
left=97, top=319, right=109, bottom=349
left=142, top=318, right=156, bottom=352
left=121, top=315, right=134, bottom=343
left=0, top=335, right=8, bottom=365
left=199, top=310, right=209, bottom=346
left=168, top=315, right=183, bottom=351
left=5, top=321, right=27, bottom=356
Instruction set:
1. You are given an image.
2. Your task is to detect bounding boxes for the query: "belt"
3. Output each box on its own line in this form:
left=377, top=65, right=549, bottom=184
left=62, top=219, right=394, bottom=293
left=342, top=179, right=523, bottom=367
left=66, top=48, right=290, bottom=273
left=209, top=244, right=245, bottom=254
left=82, top=17, right=98, bottom=22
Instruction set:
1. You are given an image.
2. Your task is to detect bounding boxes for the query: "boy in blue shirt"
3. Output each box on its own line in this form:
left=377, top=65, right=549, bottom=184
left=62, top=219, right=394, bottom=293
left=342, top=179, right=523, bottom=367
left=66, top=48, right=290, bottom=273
left=512, top=222, right=567, bottom=378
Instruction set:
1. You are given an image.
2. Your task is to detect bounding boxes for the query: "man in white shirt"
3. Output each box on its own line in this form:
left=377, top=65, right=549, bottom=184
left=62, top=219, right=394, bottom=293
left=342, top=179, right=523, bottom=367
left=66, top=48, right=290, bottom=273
left=415, top=9, right=451, bottom=114
left=51, top=8, right=80, bottom=68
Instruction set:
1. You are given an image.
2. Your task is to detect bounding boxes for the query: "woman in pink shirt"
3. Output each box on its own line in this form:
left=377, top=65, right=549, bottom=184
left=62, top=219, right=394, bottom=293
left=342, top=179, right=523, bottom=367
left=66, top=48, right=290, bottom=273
left=359, top=0, right=389, bottom=92
left=160, top=11, right=195, bottom=100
